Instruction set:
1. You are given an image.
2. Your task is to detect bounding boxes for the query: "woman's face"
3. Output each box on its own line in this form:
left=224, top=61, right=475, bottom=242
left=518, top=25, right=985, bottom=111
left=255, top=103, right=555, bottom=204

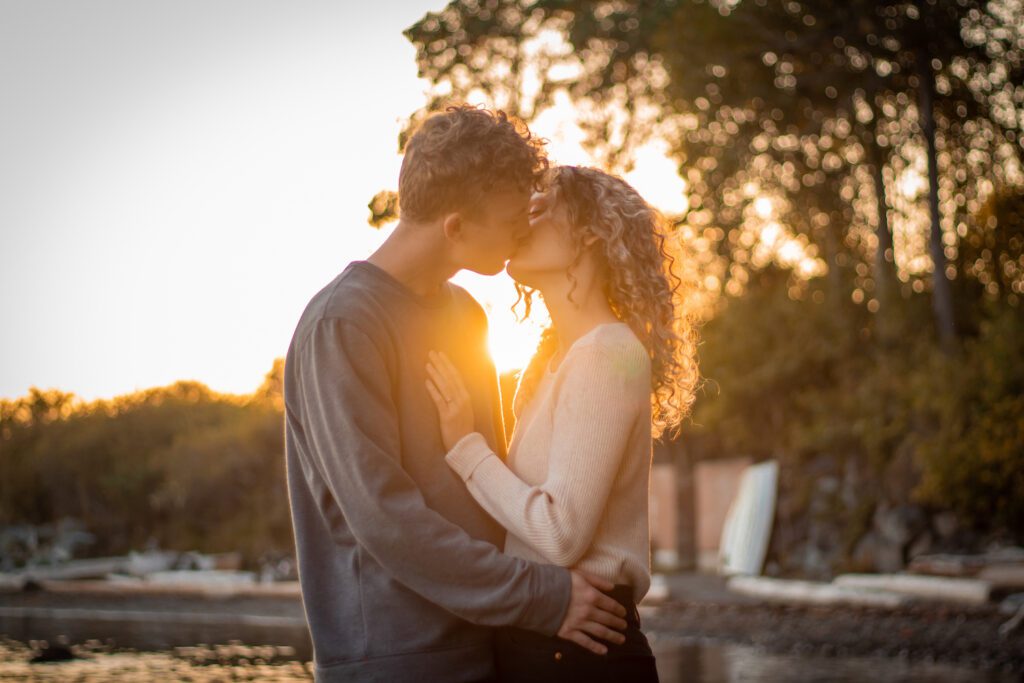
left=506, top=189, right=578, bottom=287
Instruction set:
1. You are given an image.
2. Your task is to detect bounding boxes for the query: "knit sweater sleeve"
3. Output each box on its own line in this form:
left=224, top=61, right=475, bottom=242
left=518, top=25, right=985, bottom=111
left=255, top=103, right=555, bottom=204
left=446, top=339, right=649, bottom=567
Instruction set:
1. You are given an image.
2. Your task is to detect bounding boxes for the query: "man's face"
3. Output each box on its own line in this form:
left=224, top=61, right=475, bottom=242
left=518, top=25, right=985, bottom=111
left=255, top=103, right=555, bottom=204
left=450, top=186, right=532, bottom=276
left=506, top=189, right=577, bottom=287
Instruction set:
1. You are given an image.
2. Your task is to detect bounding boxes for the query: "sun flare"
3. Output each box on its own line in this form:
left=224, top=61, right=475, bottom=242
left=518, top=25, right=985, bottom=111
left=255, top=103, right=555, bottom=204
left=451, top=270, right=550, bottom=375
left=487, top=312, right=547, bottom=375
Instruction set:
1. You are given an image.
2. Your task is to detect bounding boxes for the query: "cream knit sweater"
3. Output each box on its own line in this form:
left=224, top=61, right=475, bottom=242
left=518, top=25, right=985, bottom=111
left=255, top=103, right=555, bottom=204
left=446, top=322, right=654, bottom=602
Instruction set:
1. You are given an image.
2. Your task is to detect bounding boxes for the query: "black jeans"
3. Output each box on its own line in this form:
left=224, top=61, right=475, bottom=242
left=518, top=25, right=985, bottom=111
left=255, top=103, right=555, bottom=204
left=494, top=584, right=659, bottom=682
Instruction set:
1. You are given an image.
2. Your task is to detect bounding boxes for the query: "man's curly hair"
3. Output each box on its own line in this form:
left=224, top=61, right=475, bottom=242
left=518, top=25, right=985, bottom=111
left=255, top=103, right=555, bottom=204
left=514, top=166, right=701, bottom=439
left=398, top=105, right=548, bottom=222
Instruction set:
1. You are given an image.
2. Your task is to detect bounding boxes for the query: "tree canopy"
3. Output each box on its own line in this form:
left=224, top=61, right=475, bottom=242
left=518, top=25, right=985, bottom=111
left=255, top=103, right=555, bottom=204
left=396, top=0, right=1024, bottom=560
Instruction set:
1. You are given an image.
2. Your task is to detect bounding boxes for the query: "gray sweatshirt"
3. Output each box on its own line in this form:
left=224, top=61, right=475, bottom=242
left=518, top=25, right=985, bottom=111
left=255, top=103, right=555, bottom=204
left=284, top=261, right=571, bottom=682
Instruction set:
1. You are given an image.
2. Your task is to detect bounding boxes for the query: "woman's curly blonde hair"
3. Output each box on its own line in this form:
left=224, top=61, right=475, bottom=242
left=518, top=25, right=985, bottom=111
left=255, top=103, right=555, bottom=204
left=513, top=165, right=700, bottom=439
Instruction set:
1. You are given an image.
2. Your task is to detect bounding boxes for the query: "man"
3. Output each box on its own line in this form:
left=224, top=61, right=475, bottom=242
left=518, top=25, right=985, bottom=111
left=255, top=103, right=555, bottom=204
left=284, top=106, right=628, bottom=682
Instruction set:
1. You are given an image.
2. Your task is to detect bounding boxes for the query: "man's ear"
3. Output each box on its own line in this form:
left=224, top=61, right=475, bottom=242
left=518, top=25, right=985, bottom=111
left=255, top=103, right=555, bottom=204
left=582, top=232, right=600, bottom=248
left=442, top=213, right=462, bottom=242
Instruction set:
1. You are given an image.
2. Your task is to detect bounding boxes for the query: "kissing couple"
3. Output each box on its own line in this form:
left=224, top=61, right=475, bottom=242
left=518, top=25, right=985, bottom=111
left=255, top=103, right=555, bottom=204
left=284, top=105, right=696, bottom=682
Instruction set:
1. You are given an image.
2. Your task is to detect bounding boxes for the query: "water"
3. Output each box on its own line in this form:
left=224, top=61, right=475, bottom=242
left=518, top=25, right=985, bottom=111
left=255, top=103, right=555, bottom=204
left=649, top=635, right=1019, bottom=683
left=0, top=600, right=1017, bottom=682
left=0, top=637, right=1016, bottom=682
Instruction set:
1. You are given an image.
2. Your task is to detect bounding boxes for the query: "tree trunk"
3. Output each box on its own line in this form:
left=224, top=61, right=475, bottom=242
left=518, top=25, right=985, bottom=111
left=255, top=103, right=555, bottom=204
left=915, top=36, right=958, bottom=352
left=864, top=121, right=899, bottom=341
left=823, top=214, right=844, bottom=307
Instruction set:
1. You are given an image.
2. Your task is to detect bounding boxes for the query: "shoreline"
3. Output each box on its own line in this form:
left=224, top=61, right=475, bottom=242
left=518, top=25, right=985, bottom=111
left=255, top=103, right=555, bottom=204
left=0, top=574, right=1021, bottom=676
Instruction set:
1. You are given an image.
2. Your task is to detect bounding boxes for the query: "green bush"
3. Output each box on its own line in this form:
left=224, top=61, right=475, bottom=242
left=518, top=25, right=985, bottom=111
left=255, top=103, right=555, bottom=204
left=913, top=306, right=1024, bottom=533
left=684, top=265, right=1023, bottom=548
left=0, top=363, right=292, bottom=566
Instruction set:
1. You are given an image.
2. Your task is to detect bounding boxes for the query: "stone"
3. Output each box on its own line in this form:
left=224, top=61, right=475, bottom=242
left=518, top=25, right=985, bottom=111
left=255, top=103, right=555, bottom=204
left=907, top=532, right=934, bottom=561
left=1000, top=592, right=1024, bottom=615
left=932, top=511, right=959, bottom=539
left=874, top=503, right=927, bottom=547
left=853, top=531, right=905, bottom=573
left=801, top=544, right=832, bottom=580
left=851, top=532, right=880, bottom=570
left=876, top=541, right=905, bottom=573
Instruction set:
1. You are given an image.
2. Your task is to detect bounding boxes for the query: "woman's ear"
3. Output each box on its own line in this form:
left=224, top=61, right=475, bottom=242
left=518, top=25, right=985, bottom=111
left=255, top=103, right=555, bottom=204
left=442, top=213, right=462, bottom=242
left=582, top=232, right=601, bottom=248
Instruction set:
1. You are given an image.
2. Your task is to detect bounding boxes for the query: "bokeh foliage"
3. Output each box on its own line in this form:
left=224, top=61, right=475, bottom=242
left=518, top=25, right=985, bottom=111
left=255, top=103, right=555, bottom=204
left=403, top=0, right=1024, bottom=544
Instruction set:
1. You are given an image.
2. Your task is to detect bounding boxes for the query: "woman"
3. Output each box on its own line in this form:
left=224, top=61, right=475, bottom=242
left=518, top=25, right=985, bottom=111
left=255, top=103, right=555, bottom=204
left=425, top=165, right=699, bottom=682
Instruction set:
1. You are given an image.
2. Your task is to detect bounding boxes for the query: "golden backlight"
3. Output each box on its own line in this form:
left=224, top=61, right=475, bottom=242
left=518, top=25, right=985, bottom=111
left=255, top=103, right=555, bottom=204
left=487, top=305, right=548, bottom=374
left=451, top=270, right=550, bottom=374
left=457, top=110, right=690, bottom=375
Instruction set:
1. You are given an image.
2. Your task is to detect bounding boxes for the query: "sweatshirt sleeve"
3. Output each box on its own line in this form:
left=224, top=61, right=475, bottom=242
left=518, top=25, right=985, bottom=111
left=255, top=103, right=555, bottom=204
left=295, top=317, right=570, bottom=635
left=446, top=340, right=649, bottom=567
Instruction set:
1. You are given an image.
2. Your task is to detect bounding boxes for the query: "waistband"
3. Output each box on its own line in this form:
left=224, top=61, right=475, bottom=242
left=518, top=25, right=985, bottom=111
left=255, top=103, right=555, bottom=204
left=603, top=584, right=641, bottom=629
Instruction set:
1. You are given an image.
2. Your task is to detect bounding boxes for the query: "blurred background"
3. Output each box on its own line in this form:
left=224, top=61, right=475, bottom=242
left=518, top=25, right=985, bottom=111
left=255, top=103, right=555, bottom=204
left=1, top=0, right=1023, bottom=680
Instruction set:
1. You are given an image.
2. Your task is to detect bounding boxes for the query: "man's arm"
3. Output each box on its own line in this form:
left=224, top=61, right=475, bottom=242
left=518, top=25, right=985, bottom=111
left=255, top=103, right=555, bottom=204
left=295, top=317, right=569, bottom=634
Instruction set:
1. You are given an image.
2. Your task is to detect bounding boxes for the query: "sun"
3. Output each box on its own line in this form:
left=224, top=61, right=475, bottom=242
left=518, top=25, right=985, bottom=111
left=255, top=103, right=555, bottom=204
left=487, top=311, right=546, bottom=374
left=450, top=270, right=548, bottom=375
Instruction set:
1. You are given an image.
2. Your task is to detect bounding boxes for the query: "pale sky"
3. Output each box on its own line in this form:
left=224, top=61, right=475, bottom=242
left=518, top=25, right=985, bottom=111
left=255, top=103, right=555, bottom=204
left=0, top=0, right=686, bottom=401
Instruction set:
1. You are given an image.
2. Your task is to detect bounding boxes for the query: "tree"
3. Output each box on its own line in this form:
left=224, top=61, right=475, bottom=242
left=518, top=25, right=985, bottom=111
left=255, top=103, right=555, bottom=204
left=0, top=365, right=293, bottom=564
left=398, top=0, right=1024, bottom=562
left=404, top=0, right=1024, bottom=346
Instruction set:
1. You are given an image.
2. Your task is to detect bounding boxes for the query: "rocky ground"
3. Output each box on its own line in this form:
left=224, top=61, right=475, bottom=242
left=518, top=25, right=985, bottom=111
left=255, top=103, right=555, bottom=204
left=646, top=599, right=1023, bottom=675
left=648, top=573, right=1024, bottom=675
